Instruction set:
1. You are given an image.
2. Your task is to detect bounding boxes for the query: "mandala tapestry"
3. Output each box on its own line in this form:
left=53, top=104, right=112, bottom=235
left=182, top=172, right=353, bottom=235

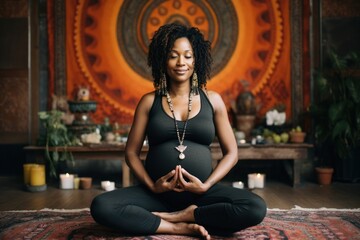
left=63, top=0, right=290, bottom=124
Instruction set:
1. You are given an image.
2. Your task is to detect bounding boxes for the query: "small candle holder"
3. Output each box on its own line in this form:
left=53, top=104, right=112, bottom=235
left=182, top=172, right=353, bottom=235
left=232, top=181, right=244, bottom=189
left=101, top=180, right=115, bottom=191
left=23, top=164, right=47, bottom=192
left=59, top=173, right=74, bottom=189
left=80, top=177, right=92, bottom=189
left=73, top=177, right=80, bottom=189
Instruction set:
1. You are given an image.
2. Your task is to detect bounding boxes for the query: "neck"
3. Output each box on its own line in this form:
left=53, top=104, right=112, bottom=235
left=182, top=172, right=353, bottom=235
left=168, top=84, right=191, bottom=98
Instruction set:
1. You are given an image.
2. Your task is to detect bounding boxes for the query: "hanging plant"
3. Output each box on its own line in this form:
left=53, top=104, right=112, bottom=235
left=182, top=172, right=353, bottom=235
left=38, top=110, right=74, bottom=178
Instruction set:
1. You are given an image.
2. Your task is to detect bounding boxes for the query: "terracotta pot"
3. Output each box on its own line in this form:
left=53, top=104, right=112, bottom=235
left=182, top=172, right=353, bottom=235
left=80, top=177, right=92, bottom=189
left=290, top=131, right=306, bottom=143
left=315, top=167, right=334, bottom=185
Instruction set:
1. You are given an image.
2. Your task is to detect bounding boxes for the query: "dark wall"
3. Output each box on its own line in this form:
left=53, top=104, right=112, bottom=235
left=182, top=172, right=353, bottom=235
left=321, top=0, right=360, bottom=62
left=0, top=145, right=26, bottom=175
left=0, top=1, right=29, bottom=175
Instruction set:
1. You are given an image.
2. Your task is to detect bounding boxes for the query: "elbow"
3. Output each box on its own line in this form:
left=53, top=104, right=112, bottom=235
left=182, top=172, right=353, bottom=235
left=229, top=148, right=238, bottom=167
left=231, top=153, right=238, bottom=167
left=124, top=149, right=132, bottom=167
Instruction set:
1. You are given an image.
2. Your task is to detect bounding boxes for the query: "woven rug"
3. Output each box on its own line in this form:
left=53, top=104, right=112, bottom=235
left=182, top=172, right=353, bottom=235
left=0, top=206, right=359, bottom=240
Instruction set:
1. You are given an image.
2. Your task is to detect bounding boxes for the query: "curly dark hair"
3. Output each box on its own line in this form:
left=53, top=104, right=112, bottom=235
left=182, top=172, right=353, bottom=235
left=147, top=23, right=213, bottom=94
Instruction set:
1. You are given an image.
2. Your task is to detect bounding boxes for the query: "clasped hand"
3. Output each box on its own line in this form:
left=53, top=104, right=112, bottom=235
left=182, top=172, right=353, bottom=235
left=152, top=165, right=208, bottom=194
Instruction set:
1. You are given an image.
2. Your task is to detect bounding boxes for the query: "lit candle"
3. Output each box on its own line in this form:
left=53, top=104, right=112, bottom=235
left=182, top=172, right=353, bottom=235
left=23, top=163, right=37, bottom=185
left=30, top=164, right=46, bottom=186
left=247, top=173, right=256, bottom=189
left=104, top=181, right=115, bottom=191
left=254, top=173, right=265, bottom=188
left=232, top=181, right=244, bottom=189
left=59, top=173, right=74, bottom=189
left=101, top=180, right=111, bottom=190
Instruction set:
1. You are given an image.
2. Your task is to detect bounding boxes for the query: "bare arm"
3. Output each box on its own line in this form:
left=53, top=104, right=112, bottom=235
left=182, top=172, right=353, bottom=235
left=202, top=91, right=238, bottom=188
left=125, top=93, right=156, bottom=190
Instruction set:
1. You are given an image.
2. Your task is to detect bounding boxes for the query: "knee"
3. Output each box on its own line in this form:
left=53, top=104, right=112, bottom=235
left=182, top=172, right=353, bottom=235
left=247, top=195, right=267, bottom=226
left=90, top=195, right=111, bottom=224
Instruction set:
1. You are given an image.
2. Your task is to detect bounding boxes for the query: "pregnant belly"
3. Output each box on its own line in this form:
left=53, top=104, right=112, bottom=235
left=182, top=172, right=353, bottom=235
left=145, top=140, right=213, bottom=182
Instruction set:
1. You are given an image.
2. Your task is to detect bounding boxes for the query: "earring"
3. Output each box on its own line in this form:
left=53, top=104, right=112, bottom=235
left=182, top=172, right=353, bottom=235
left=191, top=72, right=199, bottom=95
left=159, top=73, right=167, bottom=95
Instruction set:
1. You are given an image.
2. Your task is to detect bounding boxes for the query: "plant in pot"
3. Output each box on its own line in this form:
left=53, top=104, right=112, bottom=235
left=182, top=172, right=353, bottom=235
left=38, top=110, right=75, bottom=178
left=310, top=50, right=360, bottom=184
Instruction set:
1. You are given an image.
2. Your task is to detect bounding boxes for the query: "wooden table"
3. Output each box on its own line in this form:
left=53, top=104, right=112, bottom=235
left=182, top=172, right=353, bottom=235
left=24, top=143, right=313, bottom=187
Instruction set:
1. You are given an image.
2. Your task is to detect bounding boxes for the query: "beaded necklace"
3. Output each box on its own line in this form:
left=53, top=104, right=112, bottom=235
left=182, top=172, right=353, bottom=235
left=166, top=92, right=193, bottom=160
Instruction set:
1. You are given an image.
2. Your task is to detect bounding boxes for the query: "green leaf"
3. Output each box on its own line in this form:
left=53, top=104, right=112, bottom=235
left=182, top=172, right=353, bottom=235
left=331, top=120, right=349, bottom=140
left=346, top=78, right=360, bottom=103
left=52, top=151, right=59, bottom=162
left=328, top=102, right=345, bottom=123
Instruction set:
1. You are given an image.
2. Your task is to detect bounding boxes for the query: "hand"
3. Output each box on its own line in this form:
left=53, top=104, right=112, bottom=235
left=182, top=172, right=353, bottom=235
left=151, top=167, right=180, bottom=193
left=177, top=166, right=210, bottom=194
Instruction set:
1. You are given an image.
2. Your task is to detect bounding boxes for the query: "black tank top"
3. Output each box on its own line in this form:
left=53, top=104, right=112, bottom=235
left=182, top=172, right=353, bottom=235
left=145, top=90, right=216, bottom=182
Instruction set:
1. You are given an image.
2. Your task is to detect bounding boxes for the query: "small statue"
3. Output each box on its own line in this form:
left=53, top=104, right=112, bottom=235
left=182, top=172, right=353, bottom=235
left=51, top=94, right=75, bottom=125
left=236, top=91, right=257, bottom=115
left=77, top=86, right=90, bottom=101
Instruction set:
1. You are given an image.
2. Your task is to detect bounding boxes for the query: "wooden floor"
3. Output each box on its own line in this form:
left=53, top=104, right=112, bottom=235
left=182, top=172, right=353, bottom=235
left=0, top=176, right=359, bottom=211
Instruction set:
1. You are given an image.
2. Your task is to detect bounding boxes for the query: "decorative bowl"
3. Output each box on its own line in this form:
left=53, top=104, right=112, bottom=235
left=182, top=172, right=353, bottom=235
left=68, top=101, right=97, bottom=113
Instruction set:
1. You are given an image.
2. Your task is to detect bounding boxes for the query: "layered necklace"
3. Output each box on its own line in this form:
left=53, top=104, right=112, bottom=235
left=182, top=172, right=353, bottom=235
left=166, top=91, right=193, bottom=160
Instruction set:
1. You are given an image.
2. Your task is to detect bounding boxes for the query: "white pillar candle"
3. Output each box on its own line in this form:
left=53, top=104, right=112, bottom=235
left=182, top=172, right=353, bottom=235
left=254, top=173, right=265, bottom=188
left=101, top=180, right=111, bottom=190
left=104, top=181, right=115, bottom=191
left=247, top=173, right=256, bottom=189
left=232, top=181, right=244, bottom=189
left=59, top=173, right=74, bottom=189
left=101, top=180, right=115, bottom=191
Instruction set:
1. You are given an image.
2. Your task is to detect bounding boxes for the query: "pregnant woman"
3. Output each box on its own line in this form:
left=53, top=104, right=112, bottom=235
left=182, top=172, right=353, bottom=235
left=90, top=23, right=266, bottom=239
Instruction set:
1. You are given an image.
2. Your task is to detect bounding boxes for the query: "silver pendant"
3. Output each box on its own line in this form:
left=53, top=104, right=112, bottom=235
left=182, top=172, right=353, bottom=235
left=175, top=145, right=187, bottom=160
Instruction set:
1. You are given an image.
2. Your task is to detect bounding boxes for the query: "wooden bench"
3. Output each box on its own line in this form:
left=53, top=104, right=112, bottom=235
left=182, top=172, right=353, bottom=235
left=24, top=143, right=313, bottom=187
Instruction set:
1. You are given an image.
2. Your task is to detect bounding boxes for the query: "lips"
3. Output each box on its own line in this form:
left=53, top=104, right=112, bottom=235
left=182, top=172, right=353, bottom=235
left=174, top=69, right=188, bottom=74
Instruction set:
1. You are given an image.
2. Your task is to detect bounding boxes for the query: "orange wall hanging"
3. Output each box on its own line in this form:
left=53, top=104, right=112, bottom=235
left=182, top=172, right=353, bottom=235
left=64, top=0, right=291, bottom=125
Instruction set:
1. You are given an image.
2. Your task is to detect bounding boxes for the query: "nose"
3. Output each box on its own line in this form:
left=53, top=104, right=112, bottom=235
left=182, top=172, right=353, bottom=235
left=177, top=56, right=185, bottom=66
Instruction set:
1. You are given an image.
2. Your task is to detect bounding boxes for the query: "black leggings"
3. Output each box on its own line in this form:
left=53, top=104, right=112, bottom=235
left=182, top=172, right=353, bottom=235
left=90, top=184, right=267, bottom=236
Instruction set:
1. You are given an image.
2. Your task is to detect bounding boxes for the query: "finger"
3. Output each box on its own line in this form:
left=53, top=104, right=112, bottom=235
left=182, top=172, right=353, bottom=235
left=181, top=168, right=196, bottom=181
left=162, top=169, right=176, bottom=182
left=173, top=185, right=185, bottom=192
left=177, top=167, right=188, bottom=185
left=176, top=165, right=181, bottom=175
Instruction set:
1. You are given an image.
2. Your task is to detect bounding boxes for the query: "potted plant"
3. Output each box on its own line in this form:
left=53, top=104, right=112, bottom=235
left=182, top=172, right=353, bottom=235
left=38, top=110, right=74, bottom=178
left=310, top=50, right=360, bottom=184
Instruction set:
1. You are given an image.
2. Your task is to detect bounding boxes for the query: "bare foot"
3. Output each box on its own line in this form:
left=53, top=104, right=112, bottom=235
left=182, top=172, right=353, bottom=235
left=153, top=205, right=197, bottom=223
left=157, top=220, right=210, bottom=240
left=174, top=222, right=210, bottom=240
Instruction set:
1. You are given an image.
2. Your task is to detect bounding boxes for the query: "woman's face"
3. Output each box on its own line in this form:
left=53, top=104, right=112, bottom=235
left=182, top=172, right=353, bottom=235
left=166, top=37, right=195, bottom=84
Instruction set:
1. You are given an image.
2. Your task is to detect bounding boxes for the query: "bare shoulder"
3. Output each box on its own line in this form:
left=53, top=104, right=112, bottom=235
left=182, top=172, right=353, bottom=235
left=204, top=90, right=225, bottom=111
left=137, top=91, right=156, bottom=112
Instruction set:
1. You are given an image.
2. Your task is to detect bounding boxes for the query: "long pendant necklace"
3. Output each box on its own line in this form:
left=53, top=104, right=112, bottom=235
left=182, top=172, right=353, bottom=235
left=166, top=92, right=192, bottom=160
